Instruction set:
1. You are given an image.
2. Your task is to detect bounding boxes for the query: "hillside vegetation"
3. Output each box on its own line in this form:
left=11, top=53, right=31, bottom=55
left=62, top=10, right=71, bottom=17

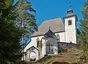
left=36, top=48, right=84, bottom=64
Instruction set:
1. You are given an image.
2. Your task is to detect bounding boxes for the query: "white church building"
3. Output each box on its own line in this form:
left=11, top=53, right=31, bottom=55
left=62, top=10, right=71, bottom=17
left=22, top=9, right=78, bottom=61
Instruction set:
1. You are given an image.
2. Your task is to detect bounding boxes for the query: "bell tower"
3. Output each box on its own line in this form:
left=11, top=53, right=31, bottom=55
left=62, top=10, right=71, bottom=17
left=64, top=9, right=78, bottom=44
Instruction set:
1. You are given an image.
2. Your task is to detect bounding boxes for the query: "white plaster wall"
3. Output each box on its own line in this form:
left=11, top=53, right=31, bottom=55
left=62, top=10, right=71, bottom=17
left=41, top=38, right=46, bottom=57
left=24, top=36, right=43, bottom=52
left=55, top=32, right=65, bottom=42
left=65, top=16, right=77, bottom=44
left=25, top=50, right=30, bottom=61
left=24, top=36, right=44, bottom=61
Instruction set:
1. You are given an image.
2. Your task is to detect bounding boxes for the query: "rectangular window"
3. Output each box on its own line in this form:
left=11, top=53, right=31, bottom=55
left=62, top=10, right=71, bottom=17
left=68, top=20, right=72, bottom=25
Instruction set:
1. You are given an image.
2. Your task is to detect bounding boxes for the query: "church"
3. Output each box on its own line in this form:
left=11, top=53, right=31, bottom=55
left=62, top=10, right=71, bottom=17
left=22, top=8, right=78, bottom=61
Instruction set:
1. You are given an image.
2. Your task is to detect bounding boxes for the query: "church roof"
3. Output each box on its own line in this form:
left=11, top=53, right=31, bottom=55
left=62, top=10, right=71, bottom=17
left=31, top=18, right=65, bottom=37
left=26, top=46, right=39, bottom=51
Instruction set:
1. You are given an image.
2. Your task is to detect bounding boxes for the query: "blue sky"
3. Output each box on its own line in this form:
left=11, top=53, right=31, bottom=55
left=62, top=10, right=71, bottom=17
left=14, top=0, right=84, bottom=26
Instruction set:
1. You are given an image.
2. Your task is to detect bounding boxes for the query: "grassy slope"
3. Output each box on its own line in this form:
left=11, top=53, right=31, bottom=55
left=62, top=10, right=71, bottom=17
left=36, top=48, right=83, bottom=64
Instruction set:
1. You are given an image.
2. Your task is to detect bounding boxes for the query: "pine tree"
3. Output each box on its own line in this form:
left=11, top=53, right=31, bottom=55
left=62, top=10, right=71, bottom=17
left=14, top=0, right=37, bottom=47
left=0, top=0, right=13, bottom=9
left=0, top=0, right=22, bottom=64
left=78, top=0, right=88, bottom=63
left=0, top=0, right=37, bottom=63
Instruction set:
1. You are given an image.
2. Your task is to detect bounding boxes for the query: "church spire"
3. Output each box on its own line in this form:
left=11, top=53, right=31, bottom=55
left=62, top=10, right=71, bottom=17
left=65, top=0, right=73, bottom=15
left=64, top=0, right=76, bottom=18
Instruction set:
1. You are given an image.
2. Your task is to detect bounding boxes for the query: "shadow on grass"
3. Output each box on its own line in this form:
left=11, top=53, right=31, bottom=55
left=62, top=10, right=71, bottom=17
left=52, top=61, right=69, bottom=64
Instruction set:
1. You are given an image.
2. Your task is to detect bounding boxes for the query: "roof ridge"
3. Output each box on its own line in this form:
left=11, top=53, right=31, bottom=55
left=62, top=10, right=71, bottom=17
left=44, top=18, right=61, bottom=22
left=39, top=18, right=62, bottom=27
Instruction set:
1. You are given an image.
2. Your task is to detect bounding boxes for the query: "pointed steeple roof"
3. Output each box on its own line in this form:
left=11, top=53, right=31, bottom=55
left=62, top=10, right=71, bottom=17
left=64, top=9, right=76, bottom=18
left=64, top=9, right=78, bottom=21
left=44, top=29, right=56, bottom=38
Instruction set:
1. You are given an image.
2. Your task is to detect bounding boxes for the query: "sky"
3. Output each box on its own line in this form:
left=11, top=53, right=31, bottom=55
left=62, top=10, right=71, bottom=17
left=14, top=0, right=84, bottom=26
left=13, top=0, right=84, bottom=44
left=30, top=0, right=84, bottom=26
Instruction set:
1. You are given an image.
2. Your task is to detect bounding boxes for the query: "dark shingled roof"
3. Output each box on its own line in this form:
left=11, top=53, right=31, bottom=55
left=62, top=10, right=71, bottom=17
left=44, top=29, right=56, bottom=39
left=64, top=9, right=76, bottom=18
left=31, top=18, right=65, bottom=37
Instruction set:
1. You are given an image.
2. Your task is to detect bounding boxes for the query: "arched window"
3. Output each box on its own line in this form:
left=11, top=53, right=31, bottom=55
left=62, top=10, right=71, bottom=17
left=68, top=20, right=72, bottom=25
left=36, top=38, right=42, bottom=47
left=37, top=38, right=39, bottom=47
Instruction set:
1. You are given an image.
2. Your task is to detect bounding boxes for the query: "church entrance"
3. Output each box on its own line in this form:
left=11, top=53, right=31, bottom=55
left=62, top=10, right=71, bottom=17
left=46, top=42, right=54, bottom=54
left=30, top=51, right=36, bottom=61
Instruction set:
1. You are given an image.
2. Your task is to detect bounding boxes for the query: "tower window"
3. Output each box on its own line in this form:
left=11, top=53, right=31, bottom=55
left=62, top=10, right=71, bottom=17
left=68, top=20, right=72, bottom=25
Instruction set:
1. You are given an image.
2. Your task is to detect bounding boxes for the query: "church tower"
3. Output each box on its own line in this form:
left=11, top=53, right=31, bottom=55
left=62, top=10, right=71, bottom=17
left=64, top=9, right=78, bottom=44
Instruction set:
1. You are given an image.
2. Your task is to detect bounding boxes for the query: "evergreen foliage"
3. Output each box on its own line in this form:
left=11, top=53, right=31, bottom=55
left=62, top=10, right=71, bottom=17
left=14, top=0, right=37, bottom=45
left=0, top=0, right=22, bottom=64
left=0, top=0, right=37, bottom=63
left=78, top=0, right=88, bottom=63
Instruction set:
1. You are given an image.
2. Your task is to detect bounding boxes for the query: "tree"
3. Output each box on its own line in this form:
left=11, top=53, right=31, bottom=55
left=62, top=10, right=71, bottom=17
left=0, top=0, right=22, bottom=64
left=0, top=0, right=13, bottom=9
left=0, top=0, right=37, bottom=63
left=78, top=0, right=88, bottom=63
left=14, top=0, right=37, bottom=47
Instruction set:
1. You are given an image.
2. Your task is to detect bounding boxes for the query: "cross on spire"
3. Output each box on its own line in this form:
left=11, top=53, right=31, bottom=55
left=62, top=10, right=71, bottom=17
left=69, top=0, right=72, bottom=8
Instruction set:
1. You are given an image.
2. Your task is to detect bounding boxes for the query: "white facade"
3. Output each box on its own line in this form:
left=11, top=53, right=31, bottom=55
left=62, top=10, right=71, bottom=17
left=65, top=16, right=77, bottom=44
left=55, top=32, right=65, bottom=42
left=23, top=9, right=78, bottom=61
